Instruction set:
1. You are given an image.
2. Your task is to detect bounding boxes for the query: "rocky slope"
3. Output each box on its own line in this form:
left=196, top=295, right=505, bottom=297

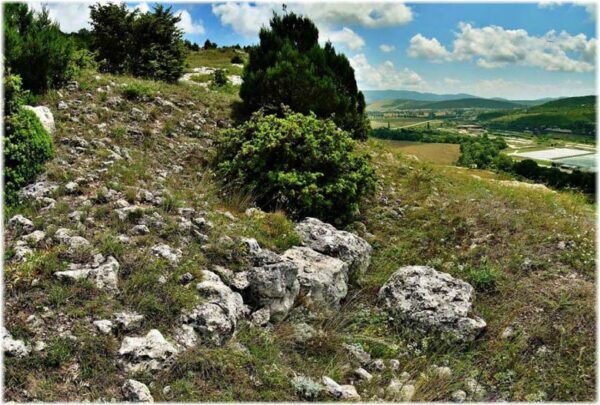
left=3, top=55, right=596, bottom=401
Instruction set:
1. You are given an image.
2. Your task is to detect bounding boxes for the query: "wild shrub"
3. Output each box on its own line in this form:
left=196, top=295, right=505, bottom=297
left=121, top=83, right=155, bottom=101
left=4, top=108, right=54, bottom=203
left=213, top=69, right=228, bottom=87
left=231, top=54, right=243, bottom=64
left=240, top=12, right=370, bottom=140
left=4, top=3, right=75, bottom=93
left=216, top=109, right=375, bottom=223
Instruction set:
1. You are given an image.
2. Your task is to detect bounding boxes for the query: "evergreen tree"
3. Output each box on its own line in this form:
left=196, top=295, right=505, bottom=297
left=240, top=12, right=369, bottom=140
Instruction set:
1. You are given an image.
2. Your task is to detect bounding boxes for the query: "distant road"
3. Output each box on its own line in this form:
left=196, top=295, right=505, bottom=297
left=396, top=119, right=440, bottom=129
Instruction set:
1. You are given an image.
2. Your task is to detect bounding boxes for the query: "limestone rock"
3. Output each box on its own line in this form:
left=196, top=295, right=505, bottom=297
left=8, top=215, right=35, bottom=234
left=23, top=105, right=55, bottom=134
left=118, top=329, right=178, bottom=373
left=180, top=270, right=247, bottom=345
left=322, top=376, right=361, bottom=400
left=295, top=217, right=372, bottom=282
left=343, top=343, right=371, bottom=366
left=114, top=311, right=144, bottom=330
left=151, top=244, right=182, bottom=265
left=93, top=320, right=114, bottom=335
left=378, top=265, right=486, bottom=341
left=282, top=247, right=348, bottom=309
left=55, top=255, right=120, bottom=294
left=122, top=379, right=154, bottom=402
left=2, top=327, right=31, bottom=357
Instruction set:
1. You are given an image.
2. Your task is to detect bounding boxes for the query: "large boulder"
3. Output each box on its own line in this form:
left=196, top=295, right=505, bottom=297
left=295, top=218, right=371, bottom=282
left=122, top=379, right=154, bottom=402
left=244, top=250, right=299, bottom=323
left=118, top=329, right=178, bottom=373
left=282, top=247, right=348, bottom=309
left=378, top=266, right=486, bottom=341
left=179, top=270, right=248, bottom=346
left=23, top=105, right=55, bottom=134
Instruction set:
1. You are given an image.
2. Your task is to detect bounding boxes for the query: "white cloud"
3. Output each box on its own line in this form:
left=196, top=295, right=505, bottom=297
left=211, top=2, right=274, bottom=37
left=349, top=53, right=424, bottom=90
left=443, top=77, right=461, bottom=85
left=407, top=34, right=451, bottom=62
left=175, top=9, right=205, bottom=35
left=211, top=2, right=413, bottom=39
left=379, top=44, right=396, bottom=53
left=131, top=2, right=150, bottom=14
left=538, top=1, right=596, bottom=19
left=301, top=3, right=413, bottom=28
left=28, top=2, right=93, bottom=33
left=322, top=27, right=365, bottom=50
left=407, top=22, right=596, bottom=73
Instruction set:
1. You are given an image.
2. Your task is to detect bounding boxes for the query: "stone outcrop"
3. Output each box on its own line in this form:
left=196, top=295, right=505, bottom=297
left=295, top=217, right=372, bottom=282
left=118, top=329, right=178, bottom=373
left=54, top=254, right=120, bottom=294
left=282, top=246, right=349, bottom=309
left=179, top=270, right=248, bottom=346
left=378, top=265, right=486, bottom=341
left=3, top=327, right=31, bottom=357
left=122, top=379, right=154, bottom=402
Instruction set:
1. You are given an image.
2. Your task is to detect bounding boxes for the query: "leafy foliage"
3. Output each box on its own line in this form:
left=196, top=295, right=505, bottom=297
left=4, top=3, right=75, bottom=93
left=457, top=136, right=508, bottom=169
left=230, top=54, right=243, bottom=64
left=240, top=12, right=370, bottom=140
left=90, top=3, right=186, bottom=82
left=4, top=108, right=54, bottom=203
left=216, top=109, right=375, bottom=222
left=213, top=69, right=228, bottom=87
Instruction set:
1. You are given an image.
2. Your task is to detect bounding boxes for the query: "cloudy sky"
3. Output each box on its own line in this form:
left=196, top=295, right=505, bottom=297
left=29, top=1, right=597, bottom=99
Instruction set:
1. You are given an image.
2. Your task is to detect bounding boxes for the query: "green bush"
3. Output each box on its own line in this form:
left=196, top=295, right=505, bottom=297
left=121, top=83, right=155, bottom=101
left=213, top=69, right=228, bottom=87
left=240, top=12, right=370, bottom=140
left=4, top=73, right=26, bottom=116
left=4, top=3, right=75, bottom=94
left=216, top=109, right=375, bottom=223
left=90, top=3, right=185, bottom=82
left=4, top=108, right=54, bottom=203
left=231, top=54, right=243, bottom=64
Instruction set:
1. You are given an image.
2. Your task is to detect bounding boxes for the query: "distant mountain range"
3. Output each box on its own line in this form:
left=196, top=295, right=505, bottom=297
left=363, top=90, right=476, bottom=103
left=363, top=90, right=560, bottom=111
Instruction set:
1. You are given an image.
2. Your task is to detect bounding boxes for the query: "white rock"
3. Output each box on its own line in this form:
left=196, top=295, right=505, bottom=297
left=378, top=265, right=486, bottom=341
left=57, top=101, right=68, bottom=110
left=114, top=311, right=144, bottom=330
left=22, top=230, right=45, bottom=245
left=2, top=327, right=30, bottom=357
left=122, top=379, right=154, bottom=402
left=354, top=367, right=373, bottom=381
left=343, top=343, right=371, bottom=365
left=464, top=378, right=486, bottom=400
left=93, top=320, right=114, bottom=335
left=118, top=329, right=178, bottom=373
left=151, top=244, right=182, bottom=265
left=250, top=307, right=271, bottom=326
left=282, top=247, right=348, bottom=309
left=180, top=270, right=248, bottom=345
left=371, top=358, right=386, bottom=372
left=130, top=225, right=150, bottom=235
left=55, top=256, right=120, bottom=294
left=389, top=359, right=400, bottom=371
left=8, top=215, right=35, bottom=234
left=322, top=376, right=360, bottom=400
left=501, top=326, right=515, bottom=340
left=65, top=181, right=78, bottom=194
left=23, top=105, right=55, bottom=134
left=295, top=217, right=372, bottom=282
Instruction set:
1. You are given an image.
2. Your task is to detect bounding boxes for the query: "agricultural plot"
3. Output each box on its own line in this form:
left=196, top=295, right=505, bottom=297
left=382, top=140, right=460, bottom=165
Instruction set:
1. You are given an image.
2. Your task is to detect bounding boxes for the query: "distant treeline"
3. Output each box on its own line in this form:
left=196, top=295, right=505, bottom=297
left=370, top=127, right=595, bottom=196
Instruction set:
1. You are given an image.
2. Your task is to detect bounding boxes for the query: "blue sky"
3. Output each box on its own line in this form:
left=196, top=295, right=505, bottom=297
left=31, top=1, right=597, bottom=99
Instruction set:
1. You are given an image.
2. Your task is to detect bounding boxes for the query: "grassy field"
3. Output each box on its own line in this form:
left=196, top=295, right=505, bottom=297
left=382, top=140, right=461, bottom=165
left=185, top=48, right=246, bottom=74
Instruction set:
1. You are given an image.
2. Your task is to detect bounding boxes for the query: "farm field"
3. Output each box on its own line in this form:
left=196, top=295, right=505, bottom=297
left=369, top=117, right=442, bottom=129
left=382, top=140, right=460, bottom=164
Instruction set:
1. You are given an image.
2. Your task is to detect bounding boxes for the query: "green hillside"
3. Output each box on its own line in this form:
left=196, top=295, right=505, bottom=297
left=479, top=95, right=596, bottom=135
left=368, top=97, right=523, bottom=111
left=423, top=98, right=522, bottom=110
